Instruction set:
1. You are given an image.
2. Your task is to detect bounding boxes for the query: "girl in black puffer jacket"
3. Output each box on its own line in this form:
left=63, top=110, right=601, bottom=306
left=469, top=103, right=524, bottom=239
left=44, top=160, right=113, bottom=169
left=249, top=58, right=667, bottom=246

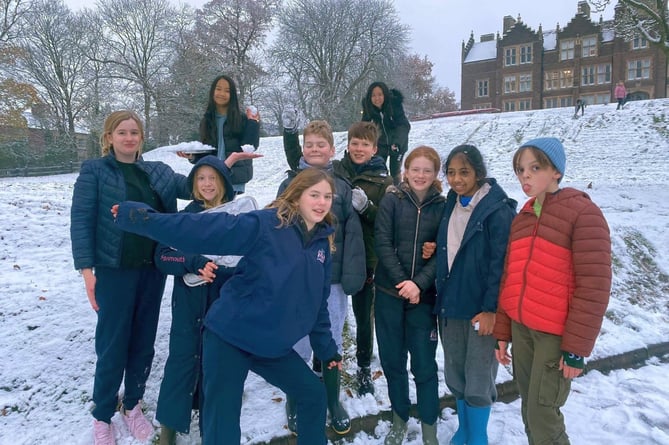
left=374, top=146, right=445, bottom=445
left=362, top=81, right=411, bottom=185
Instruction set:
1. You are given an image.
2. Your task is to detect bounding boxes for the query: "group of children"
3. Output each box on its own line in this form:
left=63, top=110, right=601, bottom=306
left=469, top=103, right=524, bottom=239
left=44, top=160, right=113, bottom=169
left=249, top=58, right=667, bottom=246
left=71, top=76, right=612, bottom=445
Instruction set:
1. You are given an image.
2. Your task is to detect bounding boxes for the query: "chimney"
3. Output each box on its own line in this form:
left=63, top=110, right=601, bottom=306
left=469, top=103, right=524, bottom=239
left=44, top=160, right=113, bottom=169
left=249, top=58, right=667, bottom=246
left=480, top=33, right=495, bottom=42
left=578, top=1, right=591, bottom=18
left=503, top=15, right=516, bottom=34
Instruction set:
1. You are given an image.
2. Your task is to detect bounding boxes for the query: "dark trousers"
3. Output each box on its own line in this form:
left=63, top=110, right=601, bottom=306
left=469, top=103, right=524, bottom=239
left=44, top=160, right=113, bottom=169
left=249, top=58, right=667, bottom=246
left=375, top=290, right=439, bottom=424
left=202, top=330, right=328, bottom=445
left=377, top=145, right=405, bottom=184
left=92, top=266, right=166, bottom=422
left=512, top=322, right=571, bottom=445
left=616, top=98, right=625, bottom=110
left=352, top=270, right=375, bottom=368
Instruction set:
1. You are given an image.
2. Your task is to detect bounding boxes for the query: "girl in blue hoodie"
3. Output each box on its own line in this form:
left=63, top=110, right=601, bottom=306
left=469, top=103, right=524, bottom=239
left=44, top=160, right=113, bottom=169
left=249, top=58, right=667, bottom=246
left=113, top=168, right=343, bottom=445
left=434, top=145, right=516, bottom=445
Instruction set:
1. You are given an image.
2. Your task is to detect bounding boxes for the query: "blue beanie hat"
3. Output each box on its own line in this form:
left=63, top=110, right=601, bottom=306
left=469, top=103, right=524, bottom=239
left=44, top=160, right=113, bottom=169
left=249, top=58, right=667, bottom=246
left=519, top=137, right=566, bottom=183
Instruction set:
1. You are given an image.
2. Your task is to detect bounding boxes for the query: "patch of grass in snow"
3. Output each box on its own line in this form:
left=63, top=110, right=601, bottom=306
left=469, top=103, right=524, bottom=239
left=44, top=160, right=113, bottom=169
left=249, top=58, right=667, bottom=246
left=611, top=229, right=669, bottom=310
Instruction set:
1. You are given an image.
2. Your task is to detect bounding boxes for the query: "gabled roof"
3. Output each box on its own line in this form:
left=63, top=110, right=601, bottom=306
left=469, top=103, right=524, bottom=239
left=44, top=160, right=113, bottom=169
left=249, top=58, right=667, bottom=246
left=463, top=40, right=497, bottom=63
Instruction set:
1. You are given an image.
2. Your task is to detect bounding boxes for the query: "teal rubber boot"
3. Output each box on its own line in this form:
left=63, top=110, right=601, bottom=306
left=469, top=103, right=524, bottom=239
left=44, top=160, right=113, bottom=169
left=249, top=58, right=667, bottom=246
left=285, top=396, right=297, bottom=435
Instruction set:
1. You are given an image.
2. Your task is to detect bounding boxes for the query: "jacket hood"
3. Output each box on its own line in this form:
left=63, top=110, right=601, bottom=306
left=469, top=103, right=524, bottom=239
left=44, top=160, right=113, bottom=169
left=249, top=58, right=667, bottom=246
left=187, top=155, right=235, bottom=203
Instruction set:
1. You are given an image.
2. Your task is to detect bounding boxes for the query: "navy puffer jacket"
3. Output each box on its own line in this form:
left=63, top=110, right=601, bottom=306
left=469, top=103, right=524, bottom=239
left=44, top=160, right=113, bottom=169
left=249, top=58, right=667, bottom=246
left=70, top=154, right=190, bottom=270
left=374, top=183, right=445, bottom=305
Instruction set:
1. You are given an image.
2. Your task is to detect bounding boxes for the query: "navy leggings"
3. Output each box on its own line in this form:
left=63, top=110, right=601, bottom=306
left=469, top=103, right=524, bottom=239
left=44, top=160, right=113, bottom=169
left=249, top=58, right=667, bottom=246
left=92, top=266, right=165, bottom=422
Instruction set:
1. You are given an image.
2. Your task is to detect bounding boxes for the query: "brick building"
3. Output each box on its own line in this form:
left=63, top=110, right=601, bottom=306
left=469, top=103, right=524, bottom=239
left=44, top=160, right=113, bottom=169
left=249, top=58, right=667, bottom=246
left=461, top=1, right=668, bottom=111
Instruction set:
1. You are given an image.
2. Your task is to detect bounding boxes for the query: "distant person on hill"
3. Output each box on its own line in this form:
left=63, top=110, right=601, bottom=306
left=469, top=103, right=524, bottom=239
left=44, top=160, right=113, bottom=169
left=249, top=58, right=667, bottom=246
left=71, top=110, right=192, bottom=445
left=333, top=121, right=394, bottom=397
left=615, top=80, right=627, bottom=110
left=362, top=81, right=411, bottom=185
left=494, top=137, right=612, bottom=445
left=574, top=98, right=585, bottom=117
left=179, top=74, right=260, bottom=194
left=112, top=168, right=345, bottom=445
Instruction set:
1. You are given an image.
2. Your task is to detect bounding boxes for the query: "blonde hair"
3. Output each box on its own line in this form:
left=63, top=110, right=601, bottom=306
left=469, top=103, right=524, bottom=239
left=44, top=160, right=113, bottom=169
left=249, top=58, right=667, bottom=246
left=403, top=145, right=443, bottom=193
left=267, top=168, right=336, bottom=252
left=192, top=165, right=228, bottom=209
left=303, top=120, right=334, bottom=148
left=100, top=110, right=145, bottom=157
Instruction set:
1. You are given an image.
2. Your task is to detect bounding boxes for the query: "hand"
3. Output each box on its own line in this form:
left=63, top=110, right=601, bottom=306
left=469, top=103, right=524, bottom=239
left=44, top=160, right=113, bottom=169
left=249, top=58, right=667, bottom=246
left=471, top=312, right=495, bottom=336
left=246, top=106, right=260, bottom=121
left=495, top=341, right=512, bottom=365
left=111, top=204, right=119, bottom=219
left=391, top=144, right=399, bottom=152
left=176, top=151, right=194, bottom=160
left=326, top=360, right=343, bottom=371
left=81, top=268, right=98, bottom=311
left=197, top=261, right=218, bottom=284
left=224, top=151, right=263, bottom=168
left=350, top=187, right=369, bottom=213
left=422, top=241, right=436, bottom=259
left=559, top=356, right=584, bottom=379
left=395, top=280, right=420, bottom=304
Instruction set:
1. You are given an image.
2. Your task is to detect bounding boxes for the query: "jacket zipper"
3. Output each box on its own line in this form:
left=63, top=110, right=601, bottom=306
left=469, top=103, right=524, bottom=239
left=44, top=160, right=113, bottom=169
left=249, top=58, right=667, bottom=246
left=518, top=211, right=540, bottom=325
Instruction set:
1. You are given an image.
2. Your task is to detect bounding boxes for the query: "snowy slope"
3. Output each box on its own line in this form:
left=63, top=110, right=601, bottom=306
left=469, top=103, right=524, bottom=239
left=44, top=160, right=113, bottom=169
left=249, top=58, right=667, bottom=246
left=0, top=100, right=668, bottom=444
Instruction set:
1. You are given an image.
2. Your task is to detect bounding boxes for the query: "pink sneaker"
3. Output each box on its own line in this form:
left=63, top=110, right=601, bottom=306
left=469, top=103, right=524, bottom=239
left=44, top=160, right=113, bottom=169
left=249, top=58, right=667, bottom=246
left=92, top=419, right=116, bottom=445
left=121, top=403, right=154, bottom=441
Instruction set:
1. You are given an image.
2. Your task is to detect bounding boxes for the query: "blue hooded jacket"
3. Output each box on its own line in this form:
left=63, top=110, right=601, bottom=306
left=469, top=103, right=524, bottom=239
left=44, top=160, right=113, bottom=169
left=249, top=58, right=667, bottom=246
left=434, top=178, right=517, bottom=319
left=114, top=203, right=338, bottom=361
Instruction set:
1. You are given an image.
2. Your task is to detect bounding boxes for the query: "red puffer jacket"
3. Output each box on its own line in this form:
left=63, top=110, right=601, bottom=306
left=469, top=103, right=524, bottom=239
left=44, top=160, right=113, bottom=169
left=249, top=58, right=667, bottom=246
left=493, top=188, right=612, bottom=357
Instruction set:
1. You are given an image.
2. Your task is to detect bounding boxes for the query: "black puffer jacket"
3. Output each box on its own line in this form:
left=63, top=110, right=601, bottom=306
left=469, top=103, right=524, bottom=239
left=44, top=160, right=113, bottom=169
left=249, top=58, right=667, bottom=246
left=70, top=154, right=190, bottom=270
left=361, top=89, right=411, bottom=158
left=374, top=183, right=445, bottom=305
left=333, top=153, right=393, bottom=269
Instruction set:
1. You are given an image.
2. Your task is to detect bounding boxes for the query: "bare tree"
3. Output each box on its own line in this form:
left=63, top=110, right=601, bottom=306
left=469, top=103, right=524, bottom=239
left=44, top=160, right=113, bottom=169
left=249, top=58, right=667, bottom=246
left=95, top=0, right=178, bottom=143
left=0, top=0, right=28, bottom=44
left=589, top=0, right=669, bottom=57
left=194, top=0, right=279, bottom=103
left=270, top=0, right=409, bottom=129
left=17, top=0, right=91, bottom=139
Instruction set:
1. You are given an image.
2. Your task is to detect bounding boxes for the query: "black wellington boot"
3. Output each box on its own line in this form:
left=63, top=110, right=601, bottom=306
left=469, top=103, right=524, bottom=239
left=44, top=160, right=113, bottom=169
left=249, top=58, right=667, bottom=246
left=285, top=395, right=297, bottom=435
left=322, top=365, right=351, bottom=435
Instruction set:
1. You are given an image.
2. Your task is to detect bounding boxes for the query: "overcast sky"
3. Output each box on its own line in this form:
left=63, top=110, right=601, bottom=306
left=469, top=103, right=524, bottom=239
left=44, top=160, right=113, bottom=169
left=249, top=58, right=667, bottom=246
left=64, top=0, right=617, bottom=102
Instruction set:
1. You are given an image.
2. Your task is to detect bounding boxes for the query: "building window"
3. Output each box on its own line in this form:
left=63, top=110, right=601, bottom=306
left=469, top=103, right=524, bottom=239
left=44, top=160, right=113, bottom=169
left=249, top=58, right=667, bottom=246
left=520, top=45, right=532, bottom=64
left=581, top=36, right=597, bottom=57
left=632, top=34, right=648, bottom=49
left=582, top=66, right=595, bottom=86
left=559, top=69, right=574, bottom=88
left=473, top=103, right=492, bottom=110
left=476, top=79, right=489, bottom=97
left=545, top=97, right=559, bottom=108
left=560, top=96, right=574, bottom=107
left=519, top=99, right=531, bottom=110
left=505, top=47, right=517, bottom=66
left=504, top=101, right=516, bottom=112
left=597, top=64, right=611, bottom=84
left=519, top=74, right=532, bottom=92
left=504, top=75, right=517, bottom=94
left=560, top=39, right=575, bottom=60
left=545, top=71, right=559, bottom=90
left=627, top=59, right=651, bottom=80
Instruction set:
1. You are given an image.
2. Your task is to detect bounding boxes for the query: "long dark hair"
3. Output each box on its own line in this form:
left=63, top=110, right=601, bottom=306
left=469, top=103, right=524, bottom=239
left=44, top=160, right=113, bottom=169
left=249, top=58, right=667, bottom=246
left=444, top=144, right=488, bottom=187
left=362, top=81, right=394, bottom=119
left=201, top=75, right=243, bottom=144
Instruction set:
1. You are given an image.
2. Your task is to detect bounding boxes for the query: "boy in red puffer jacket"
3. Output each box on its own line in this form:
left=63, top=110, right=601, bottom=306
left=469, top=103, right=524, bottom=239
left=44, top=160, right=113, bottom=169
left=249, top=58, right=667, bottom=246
left=494, top=137, right=612, bottom=445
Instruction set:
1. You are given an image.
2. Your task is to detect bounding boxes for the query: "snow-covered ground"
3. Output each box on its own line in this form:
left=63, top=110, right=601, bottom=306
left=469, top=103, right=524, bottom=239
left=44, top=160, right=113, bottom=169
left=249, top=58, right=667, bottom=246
left=1, top=100, right=668, bottom=444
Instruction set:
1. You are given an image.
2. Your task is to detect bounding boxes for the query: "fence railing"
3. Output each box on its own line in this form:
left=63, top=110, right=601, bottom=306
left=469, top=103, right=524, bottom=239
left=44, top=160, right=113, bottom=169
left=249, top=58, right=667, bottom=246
left=0, top=162, right=82, bottom=178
